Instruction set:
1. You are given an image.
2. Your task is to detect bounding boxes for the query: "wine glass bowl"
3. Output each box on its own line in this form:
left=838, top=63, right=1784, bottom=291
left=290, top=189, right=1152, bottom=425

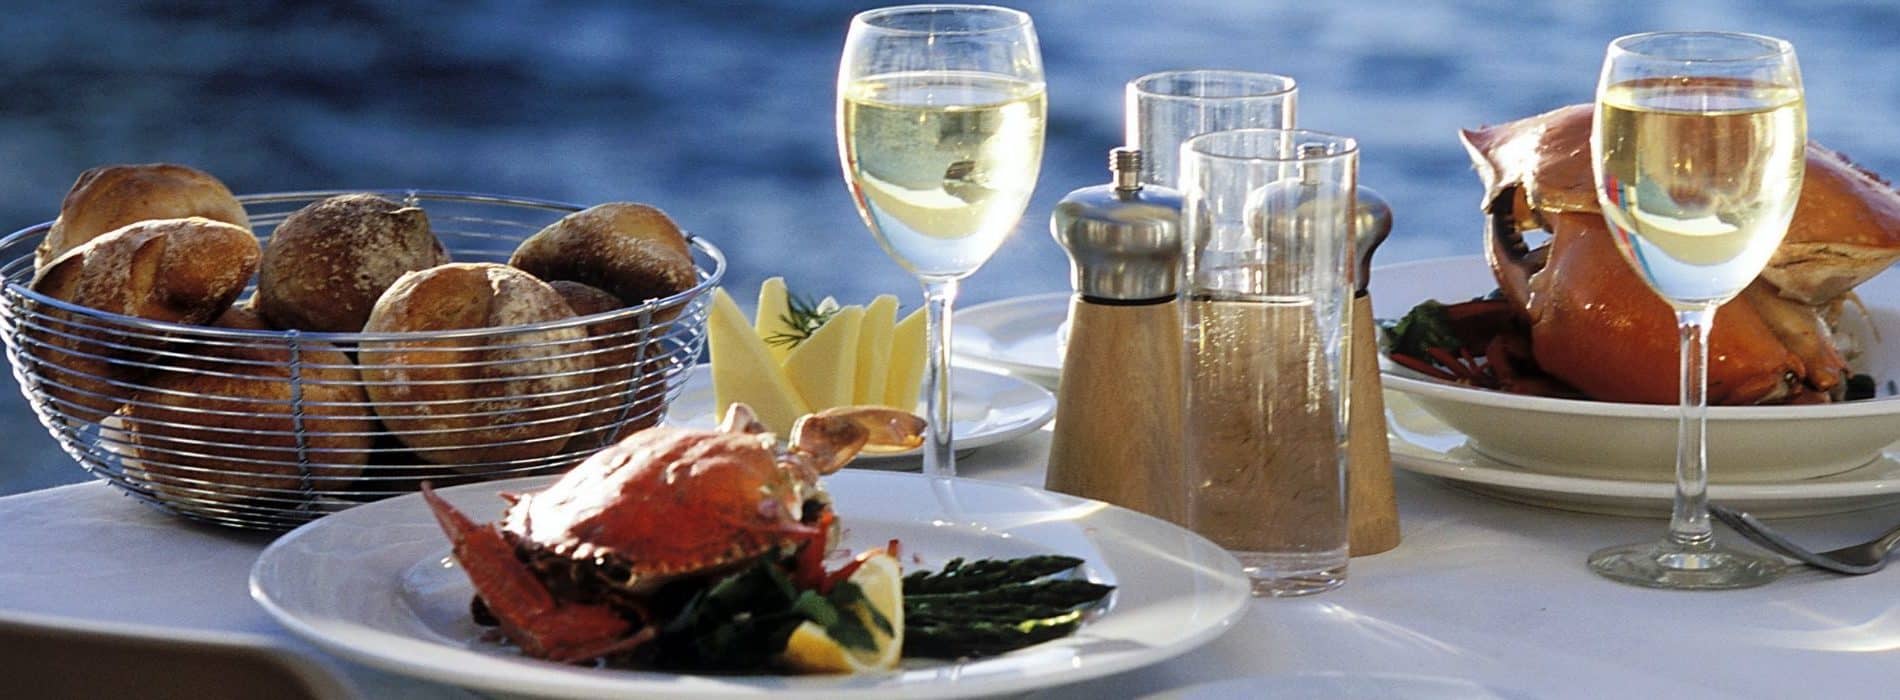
left=1586, top=31, right=1805, bottom=589
left=837, top=5, right=1047, bottom=477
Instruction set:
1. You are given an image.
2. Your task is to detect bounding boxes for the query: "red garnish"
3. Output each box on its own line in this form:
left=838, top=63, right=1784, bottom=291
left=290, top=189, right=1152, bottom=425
left=824, top=559, right=867, bottom=594
left=792, top=510, right=836, bottom=592
left=1389, top=298, right=1580, bottom=397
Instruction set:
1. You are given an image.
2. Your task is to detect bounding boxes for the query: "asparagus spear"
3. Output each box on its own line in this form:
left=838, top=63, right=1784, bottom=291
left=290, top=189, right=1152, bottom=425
left=904, top=611, right=1086, bottom=658
left=901, top=569, right=1114, bottom=659
left=905, top=579, right=1116, bottom=609
left=906, top=601, right=1097, bottom=623
left=902, top=555, right=1087, bottom=594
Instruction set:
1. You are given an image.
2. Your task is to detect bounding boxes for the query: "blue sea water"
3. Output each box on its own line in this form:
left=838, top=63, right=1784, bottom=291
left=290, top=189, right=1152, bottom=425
left=5, top=0, right=1900, bottom=495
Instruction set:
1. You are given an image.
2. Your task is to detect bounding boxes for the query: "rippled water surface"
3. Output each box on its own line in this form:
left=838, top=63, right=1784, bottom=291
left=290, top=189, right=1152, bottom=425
left=6, top=0, right=1900, bottom=494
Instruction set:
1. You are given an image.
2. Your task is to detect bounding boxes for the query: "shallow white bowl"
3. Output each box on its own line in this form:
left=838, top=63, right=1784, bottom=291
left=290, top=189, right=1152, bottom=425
left=1371, top=257, right=1900, bottom=484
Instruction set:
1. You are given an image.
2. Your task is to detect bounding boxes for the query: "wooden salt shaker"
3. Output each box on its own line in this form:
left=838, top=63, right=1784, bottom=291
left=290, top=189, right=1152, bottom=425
left=1348, top=188, right=1401, bottom=556
left=1045, top=148, right=1185, bottom=522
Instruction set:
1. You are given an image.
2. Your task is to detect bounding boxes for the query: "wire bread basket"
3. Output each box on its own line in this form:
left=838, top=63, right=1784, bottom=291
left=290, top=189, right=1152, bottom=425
left=0, top=190, right=724, bottom=530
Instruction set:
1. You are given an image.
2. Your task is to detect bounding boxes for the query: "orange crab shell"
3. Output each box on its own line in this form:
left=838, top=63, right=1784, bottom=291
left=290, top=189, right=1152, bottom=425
left=1463, top=103, right=1900, bottom=305
left=500, top=425, right=821, bottom=587
left=1522, top=211, right=1831, bottom=404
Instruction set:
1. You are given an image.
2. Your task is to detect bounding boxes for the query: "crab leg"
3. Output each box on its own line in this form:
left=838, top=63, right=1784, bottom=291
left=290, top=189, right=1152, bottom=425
left=421, top=485, right=654, bottom=663
left=1388, top=352, right=1461, bottom=382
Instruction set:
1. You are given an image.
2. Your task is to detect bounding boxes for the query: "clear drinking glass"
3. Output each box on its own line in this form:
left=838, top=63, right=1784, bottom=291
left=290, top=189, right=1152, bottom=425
left=1180, top=129, right=1357, bottom=597
left=1127, top=70, right=1298, bottom=188
left=1586, top=32, right=1805, bottom=589
left=837, top=5, right=1046, bottom=478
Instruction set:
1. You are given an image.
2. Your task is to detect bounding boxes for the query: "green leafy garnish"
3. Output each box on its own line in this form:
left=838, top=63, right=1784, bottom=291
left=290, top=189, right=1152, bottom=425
left=648, top=557, right=889, bottom=669
left=1380, top=299, right=1463, bottom=358
left=652, top=560, right=808, bottom=671
left=764, top=293, right=841, bottom=349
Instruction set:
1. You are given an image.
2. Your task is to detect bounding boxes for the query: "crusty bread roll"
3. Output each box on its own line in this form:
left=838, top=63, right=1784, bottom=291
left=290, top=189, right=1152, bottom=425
left=508, top=202, right=697, bottom=312
left=28, top=217, right=260, bottom=422
left=549, top=279, right=623, bottom=316
left=121, top=306, right=372, bottom=510
left=256, top=193, right=449, bottom=332
left=37, top=163, right=249, bottom=270
left=549, top=280, right=666, bottom=445
left=360, top=263, right=592, bottom=467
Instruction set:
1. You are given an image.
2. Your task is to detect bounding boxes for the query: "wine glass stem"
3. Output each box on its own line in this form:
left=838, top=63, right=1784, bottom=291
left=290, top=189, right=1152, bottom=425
left=1667, top=304, right=1719, bottom=550
left=921, top=276, right=960, bottom=479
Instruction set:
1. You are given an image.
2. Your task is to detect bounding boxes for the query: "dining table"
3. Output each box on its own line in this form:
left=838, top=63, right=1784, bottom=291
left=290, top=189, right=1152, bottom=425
left=4, top=409, right=1900, bottom=699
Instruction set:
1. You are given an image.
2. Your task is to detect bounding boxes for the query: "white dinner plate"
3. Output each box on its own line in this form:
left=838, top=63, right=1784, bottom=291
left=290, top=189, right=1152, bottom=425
left=1371, top=256, right=1900, bottom=484
left=666, top=363, right=1056, bottom=465
left=250, top=472, right=1251, bottom=700
left=1387, top=390, right=1900, bottom=518
left=951, top=292, right=1068, bottom=386
left=1141, top=672, right=1533, bottom=700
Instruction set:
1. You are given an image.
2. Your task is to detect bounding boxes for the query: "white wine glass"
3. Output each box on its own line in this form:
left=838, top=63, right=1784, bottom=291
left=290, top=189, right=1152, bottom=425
left=837, top=5, right=1046, bottom=478
left=1587, top=31, right=1805, bottom=589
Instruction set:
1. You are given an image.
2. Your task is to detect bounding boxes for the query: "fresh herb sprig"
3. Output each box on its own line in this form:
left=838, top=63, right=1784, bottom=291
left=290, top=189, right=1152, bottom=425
left=764, top=294, right=841, bottom=349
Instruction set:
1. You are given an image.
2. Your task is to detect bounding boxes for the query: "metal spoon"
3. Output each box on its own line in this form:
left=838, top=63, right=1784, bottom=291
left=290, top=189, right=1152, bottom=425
left=1708, top=503, right=1900, bottom=575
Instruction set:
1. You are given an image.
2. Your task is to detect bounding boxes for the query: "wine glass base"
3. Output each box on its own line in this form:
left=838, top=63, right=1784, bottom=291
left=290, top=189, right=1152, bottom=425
left=1587, top=540, right=1785, bottom=590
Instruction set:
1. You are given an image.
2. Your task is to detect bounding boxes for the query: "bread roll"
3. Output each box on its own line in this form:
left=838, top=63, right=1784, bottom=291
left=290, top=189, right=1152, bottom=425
left=508, top=203, right=697, bottom=313
left=549, top=279, right=623, bottom=316
left=38, top=164, right=249, bottom=270
left=360, top=263, right=591, bottom=467
left=256, top=193, right=448, bottom=332
left=549, top=280, right=666, bottom=445
left=121, top=306, right=372, bottom=510
left=28, top=217, right=260, bottom=422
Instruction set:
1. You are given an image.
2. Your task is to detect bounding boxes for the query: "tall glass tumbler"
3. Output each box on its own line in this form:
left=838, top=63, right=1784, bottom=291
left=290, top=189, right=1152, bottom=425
left=1180, top=129, right=1356, bottom=597
left=1127, top=70, right=1298, bottom=188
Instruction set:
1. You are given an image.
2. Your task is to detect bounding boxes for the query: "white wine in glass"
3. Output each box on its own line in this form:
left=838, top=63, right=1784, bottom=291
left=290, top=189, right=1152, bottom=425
left=1597, top=78, right=1805, bottom=304
left=838, top=5, right=1046, bottom=478
left=842, top=71, right=1046, bottom=277
left=1587, top=32, right=1805, bottom=590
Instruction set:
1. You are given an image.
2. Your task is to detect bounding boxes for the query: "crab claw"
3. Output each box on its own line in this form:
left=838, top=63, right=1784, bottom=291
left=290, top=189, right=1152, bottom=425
left=420, top=484, right=654, bottom=664
left=718, top=403, right=769, bottom=436
left=787, top=406, right=927, bottom=476
left=1484, top=185, right=1543, bottom=319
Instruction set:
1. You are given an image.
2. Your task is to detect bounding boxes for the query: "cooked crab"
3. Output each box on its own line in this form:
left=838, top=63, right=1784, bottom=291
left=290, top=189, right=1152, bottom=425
left=1460, top=104, right=1900, bottom=404
left=421, top=403, right=925, bottom=663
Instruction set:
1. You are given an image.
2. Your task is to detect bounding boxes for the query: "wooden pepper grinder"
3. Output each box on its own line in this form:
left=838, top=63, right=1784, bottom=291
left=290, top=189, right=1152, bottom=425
left=1348, top=187, right=1401, bottom=556
left=1045, top=148, right=1185, bottom=522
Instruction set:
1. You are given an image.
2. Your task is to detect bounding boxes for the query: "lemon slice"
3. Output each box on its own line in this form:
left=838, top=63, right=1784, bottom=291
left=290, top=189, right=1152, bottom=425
left=781, top=552, right=905, bottom=673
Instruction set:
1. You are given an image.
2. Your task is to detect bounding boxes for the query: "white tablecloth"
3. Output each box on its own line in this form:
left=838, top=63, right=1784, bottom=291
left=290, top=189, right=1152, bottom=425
left=5, top=428, right=1900, bottom=699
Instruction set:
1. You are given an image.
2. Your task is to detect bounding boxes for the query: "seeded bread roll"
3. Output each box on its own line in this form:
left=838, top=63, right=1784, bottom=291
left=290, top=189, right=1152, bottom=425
left=508, top=202, right=697, bottom=313
left=256, top=193, right=449, bottom=332
left=549, top=280, right=666, bottom=444
left=38, top=163, right=249, bottom=270
left=29, top=217, right=261, bottom=422
left=122, top=306, right=372, bottom=510
left=360, top=263, right=591, bottom=468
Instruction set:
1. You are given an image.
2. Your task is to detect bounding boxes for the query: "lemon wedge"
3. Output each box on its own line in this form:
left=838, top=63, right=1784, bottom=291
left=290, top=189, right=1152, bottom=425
left=781, top=552, right=905, bottom=674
